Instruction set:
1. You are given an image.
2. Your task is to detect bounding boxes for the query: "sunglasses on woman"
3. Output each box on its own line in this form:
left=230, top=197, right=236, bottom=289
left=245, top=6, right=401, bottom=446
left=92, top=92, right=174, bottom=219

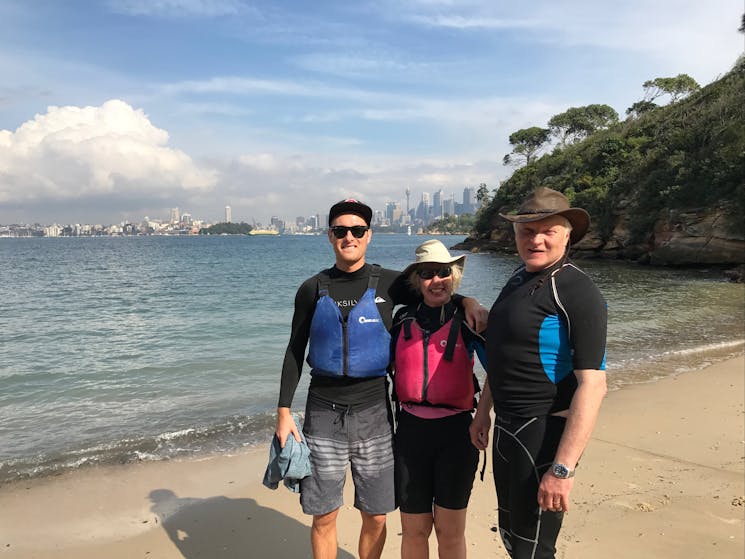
left=417, top=266, right=452, bottom=280
left=330, top=225, right=369, bottom=239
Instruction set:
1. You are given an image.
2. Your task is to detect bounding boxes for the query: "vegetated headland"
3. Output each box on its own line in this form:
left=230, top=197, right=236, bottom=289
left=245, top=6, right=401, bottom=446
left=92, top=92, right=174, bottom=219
left=458, top=58, right=745, bottom=281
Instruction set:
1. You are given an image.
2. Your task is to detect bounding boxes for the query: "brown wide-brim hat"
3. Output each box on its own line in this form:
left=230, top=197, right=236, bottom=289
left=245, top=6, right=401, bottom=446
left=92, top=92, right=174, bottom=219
left=499, top=187, right=590, bottom=244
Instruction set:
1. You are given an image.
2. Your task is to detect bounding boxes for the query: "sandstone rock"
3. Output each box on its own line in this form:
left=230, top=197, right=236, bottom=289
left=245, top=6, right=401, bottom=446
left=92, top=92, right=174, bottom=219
left=649, top=209, right=745, bottom=266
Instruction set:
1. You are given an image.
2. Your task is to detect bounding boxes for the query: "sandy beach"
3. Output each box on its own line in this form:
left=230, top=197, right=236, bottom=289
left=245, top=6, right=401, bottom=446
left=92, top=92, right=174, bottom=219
left=1, top=356, right=742, bottom=559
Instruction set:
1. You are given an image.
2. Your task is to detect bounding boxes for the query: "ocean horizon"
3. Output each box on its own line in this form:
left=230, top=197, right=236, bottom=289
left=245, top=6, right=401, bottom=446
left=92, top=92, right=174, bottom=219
left=1, top=234, right=743, bottom=485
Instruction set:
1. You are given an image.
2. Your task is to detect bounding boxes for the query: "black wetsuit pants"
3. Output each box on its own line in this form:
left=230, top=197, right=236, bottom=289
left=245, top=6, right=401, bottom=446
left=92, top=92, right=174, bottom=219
left=492, top=413, right=567, bottom=559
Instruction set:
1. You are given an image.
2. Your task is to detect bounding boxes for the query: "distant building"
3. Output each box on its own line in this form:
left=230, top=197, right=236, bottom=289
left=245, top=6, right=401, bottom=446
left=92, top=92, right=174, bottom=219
left=432, top=189, right=444, bottom=219
left=270, top=216, right=284, bottom=231
left=44, top=224, right=62, bottom=237
left=170, top=208, right=180, bottom=225
left=225, top=206, right=232, bottom=223
left=385, top=201, right=402, bottom=225
left=443, top=194, right=455, bottom=217
left=417, top=192, right=431, bottom=224
left=462, top=187, right=477, bottom=214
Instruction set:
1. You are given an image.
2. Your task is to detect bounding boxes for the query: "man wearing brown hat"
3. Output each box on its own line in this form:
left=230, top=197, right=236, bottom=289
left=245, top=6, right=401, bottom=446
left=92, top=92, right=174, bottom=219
left=470, top=187, right=608, bottom=559
left=276, top=199, right=485, bottom=559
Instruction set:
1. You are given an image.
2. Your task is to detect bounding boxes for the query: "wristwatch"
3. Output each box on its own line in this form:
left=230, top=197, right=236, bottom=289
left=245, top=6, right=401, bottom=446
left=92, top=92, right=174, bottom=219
left=551, top=463, right=575, bottom=479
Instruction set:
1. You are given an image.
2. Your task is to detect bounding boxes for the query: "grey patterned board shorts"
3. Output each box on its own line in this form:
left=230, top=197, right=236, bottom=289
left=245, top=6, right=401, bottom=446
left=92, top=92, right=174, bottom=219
left=300, top=394, right=396, bottom=516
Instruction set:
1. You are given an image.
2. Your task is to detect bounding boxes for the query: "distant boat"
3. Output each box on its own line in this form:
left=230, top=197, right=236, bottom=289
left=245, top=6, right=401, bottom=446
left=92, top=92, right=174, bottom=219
left=249, top=228, right=279, bottom=236
left=407, top=225, right=412, bottom=236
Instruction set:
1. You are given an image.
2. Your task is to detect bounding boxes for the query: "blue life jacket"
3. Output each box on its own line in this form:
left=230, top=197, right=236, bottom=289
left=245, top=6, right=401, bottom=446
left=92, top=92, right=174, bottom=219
left=307, top=265, right=391, bottom=378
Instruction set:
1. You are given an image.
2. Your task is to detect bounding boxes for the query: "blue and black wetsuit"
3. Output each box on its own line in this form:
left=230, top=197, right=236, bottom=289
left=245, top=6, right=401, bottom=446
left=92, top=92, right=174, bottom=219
left=486, top=260, right=607, bottom=559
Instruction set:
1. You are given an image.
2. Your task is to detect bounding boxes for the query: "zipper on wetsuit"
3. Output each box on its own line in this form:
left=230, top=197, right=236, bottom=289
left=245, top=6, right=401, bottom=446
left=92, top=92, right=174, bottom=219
left=421, top=329, right=430, bottom=401
left=342, top=319, right=349, bottom=376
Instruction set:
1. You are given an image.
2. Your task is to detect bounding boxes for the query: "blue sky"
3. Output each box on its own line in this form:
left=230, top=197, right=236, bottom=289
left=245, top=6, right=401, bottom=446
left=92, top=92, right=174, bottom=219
left=0, top=0, right=742, bottom=225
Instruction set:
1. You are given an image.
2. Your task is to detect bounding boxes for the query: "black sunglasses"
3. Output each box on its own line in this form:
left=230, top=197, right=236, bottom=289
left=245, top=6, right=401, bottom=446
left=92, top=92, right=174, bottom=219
left=330, top=225, right=369, bottom=239
left=417, top=266, right=452, bottom=280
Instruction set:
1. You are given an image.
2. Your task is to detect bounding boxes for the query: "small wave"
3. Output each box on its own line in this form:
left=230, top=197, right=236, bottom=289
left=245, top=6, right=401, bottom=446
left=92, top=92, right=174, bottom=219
left=157, top=428, right=196, bottom=441
left=607, top=339, right=744, bottom=371
left=605, top=338, right=744, bottom=391
left=659, top=339, right=744, bottom=357
left=0, top=410, right=285, bottom=486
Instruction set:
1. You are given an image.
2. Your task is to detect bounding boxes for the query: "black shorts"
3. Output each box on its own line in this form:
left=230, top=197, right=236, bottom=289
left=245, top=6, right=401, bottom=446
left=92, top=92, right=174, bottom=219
left=394, top=410, right=478, bottom=513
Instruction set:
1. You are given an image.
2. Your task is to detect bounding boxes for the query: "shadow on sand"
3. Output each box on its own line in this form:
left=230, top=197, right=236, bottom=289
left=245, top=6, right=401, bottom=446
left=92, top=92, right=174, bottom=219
left=149, top=489, right=355, bottom=559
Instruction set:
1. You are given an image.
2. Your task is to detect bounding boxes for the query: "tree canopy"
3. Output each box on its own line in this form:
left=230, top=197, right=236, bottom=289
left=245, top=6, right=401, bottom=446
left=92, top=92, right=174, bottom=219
left=642, top=74, right=700, bottom=103
left=503, top=126, right=551, bottom=166
left=476, top=183, right=491, bottom=205
left=199, top=222, right=253, bottom=235
left=548, top=104, right=619, bottom=145
left=473, top=60, right=745, bottom=245
left=625, top=100, right=657, bottom=119
left=425, top=213, right=476, bottom=235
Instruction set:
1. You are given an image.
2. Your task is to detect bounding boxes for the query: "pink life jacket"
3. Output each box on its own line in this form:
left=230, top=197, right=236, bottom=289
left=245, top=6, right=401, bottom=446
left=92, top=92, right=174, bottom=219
left=394, top=315, right=475, bottom=410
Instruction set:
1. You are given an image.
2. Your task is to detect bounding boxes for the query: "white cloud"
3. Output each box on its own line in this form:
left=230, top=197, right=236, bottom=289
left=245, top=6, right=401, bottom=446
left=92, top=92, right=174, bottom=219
left=0, top=99, right=216, bottom=205
left=395, top=0, right=742, bottom=83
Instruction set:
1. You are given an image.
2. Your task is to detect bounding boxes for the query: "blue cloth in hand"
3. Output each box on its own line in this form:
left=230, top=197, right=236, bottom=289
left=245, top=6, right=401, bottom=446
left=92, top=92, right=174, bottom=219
left=262, top=425, right=312, bottom=493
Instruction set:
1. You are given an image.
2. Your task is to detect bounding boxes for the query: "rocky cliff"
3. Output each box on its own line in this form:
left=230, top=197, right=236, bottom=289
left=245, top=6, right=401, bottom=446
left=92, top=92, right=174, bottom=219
left=455, top=207, right=745, bottom=280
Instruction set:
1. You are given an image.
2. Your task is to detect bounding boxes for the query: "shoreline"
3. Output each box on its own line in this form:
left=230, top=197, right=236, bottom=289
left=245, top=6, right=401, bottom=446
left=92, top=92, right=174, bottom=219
left=3, top=339, right=743, bottom=485
left=1, top=355, right=743, bottom=558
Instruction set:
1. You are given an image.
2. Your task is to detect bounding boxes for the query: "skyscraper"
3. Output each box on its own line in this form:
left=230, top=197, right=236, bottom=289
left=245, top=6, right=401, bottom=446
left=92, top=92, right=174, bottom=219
left=225, top=205, right=232, bottom=223
left=432, top=189, right=444, bottom=219
left=417, top=192, right=431, bottom=224
left=462, top=187, right=476, bottom=214
left=443, top=194, right=455, bottom=217
left=385, top=201, right=402, bottom=225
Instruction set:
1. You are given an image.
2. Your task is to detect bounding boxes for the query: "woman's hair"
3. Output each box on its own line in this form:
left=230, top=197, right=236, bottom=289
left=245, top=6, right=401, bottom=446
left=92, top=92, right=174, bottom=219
left=408, top=263, right=463, bottom=296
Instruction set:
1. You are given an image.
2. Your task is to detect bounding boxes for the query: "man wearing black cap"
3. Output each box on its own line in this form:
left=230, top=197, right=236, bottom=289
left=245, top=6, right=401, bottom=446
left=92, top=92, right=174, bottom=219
left=470, top=187, right=608, bottom=559
left=276, top=198, right=485, bottom=559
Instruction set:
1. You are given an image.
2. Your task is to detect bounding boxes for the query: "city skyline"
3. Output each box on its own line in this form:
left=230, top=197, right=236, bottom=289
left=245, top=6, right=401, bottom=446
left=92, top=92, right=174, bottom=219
left=0, top=184, right=481, bottom=232
left=0, top=1, right=742, bottom=225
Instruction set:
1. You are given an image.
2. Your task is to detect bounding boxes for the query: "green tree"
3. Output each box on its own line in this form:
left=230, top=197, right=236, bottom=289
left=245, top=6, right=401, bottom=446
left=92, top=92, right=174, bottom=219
left=548, top=104, right=619, bottom=145
left=425, top=213, right=476, bottom=234
left=643, top=74, right=700, bottom=103
left=625, top=100, right=658, bottom=119
left=503, top=126, right=551, bottom=166
left=476, top=183, right=491, bottom=205
left=199, top=222, right=253, bottom=235
left=474, top=60, right=745, bottom=247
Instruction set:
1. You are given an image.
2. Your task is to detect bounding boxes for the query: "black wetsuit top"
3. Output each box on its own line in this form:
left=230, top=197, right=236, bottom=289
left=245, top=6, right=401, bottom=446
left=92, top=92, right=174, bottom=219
left=486, top=260, right=607, bottom=418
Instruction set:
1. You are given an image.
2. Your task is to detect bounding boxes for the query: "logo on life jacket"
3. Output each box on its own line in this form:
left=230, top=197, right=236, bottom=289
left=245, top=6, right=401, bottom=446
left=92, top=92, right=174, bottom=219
left=358, top=316, right=381, bottom=324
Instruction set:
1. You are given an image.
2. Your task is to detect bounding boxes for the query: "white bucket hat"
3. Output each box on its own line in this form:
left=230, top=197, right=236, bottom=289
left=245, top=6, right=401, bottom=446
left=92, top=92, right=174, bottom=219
left=402, top=239, right=466, bottom=277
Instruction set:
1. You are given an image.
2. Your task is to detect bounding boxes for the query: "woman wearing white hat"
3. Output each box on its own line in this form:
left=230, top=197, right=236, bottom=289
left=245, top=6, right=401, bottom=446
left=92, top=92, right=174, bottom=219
left=391, top=239, right=487, bottom=559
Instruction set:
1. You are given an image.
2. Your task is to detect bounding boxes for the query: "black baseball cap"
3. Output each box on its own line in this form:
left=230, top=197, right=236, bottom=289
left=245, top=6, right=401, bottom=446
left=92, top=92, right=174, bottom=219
left=328, top=199, right=373, bottom=226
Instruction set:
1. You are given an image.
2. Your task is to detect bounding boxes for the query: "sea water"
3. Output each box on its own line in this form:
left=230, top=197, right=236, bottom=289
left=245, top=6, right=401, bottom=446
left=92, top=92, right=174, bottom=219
left=1, top=235, right=743, bottom=483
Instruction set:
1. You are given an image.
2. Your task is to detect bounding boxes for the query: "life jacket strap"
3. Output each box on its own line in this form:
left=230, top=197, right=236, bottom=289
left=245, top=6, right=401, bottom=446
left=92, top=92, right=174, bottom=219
left=443, top=311, right=463, bottom=362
